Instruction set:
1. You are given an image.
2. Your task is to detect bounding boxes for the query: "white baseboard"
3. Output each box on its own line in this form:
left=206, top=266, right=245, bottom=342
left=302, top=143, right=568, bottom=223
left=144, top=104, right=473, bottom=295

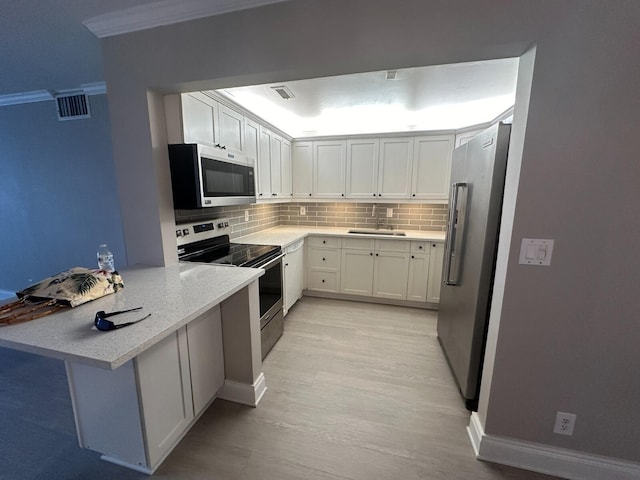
left=217, top=372, right=267, bottom=407
left=468, top=412, right=640, bottom=480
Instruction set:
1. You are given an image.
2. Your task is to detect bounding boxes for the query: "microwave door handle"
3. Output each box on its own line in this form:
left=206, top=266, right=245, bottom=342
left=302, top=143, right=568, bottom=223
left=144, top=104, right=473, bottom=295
left=444, top=182, right=467, bottom=286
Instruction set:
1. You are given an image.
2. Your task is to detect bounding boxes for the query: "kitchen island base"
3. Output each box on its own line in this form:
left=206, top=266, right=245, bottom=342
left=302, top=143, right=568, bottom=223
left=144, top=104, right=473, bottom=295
left=65, top=281, right=265, bottom=474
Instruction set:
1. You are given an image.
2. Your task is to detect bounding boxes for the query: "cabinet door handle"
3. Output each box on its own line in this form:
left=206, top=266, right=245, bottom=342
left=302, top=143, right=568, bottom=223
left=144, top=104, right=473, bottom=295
left=411, top=255, right=415, bottom=259
left=322, top=279, right=325, bottom=283
left=419, top=246, right=423, bottom=249
left=370, top=252, right=373, bottom=256
left=412, top=194, right=416, bottom=197
left=375, top=253, right=379, bottom=256
left=322, top=257, right=326, bottom=261
left=309, top=193, right=312, bottom=197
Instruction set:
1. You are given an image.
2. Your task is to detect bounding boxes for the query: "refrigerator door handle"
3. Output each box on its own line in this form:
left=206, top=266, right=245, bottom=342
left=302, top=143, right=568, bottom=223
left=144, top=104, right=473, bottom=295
left=444, top=182, right=467, bottom=286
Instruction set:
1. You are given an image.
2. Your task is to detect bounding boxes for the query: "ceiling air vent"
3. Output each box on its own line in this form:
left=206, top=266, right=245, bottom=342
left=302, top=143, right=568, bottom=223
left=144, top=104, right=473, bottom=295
left=385, top=70, right=398, bottom=80
left=270, top=85, right=294, bottom=100
left=55, top=93, right=91, bottom=121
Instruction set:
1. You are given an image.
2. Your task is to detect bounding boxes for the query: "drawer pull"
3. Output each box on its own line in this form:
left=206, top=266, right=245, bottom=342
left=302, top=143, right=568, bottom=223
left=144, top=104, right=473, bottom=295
left=322, top=257, right=326, bottom=261
left=370, top=252, right=373, bottom=256
left=322, top=279, right=325, bottom=283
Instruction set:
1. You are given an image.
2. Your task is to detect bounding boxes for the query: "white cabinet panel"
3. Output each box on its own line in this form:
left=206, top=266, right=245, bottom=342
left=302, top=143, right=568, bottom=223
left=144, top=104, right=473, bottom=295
left=373, top=251, right=410, bottom=300
left=218, top=104, right=244, bottom=152
left=346, top=139, right=379, bottom=199
left=308, top=270, right=340, bottom=292
left=270, top=134, right=283, bottom=196
left=412, top=135, right=454, bottom=200
left=182, top=93, right=217, bottom=146
left=186, top=307, right=224, bottom=417
left=257, top=126, right=272, bottom=199
left=136, top=329, right=193, bottom=467
left=244, top=118, right=259, bottom=162
left=292, top=141, right=313, bottom=198
left=284, top=240, right=304, bottom=314
left=378, top=138, right=413, bottom=199
left=341, top=249, right=375, bottom=296
left=427, top=242, right=445, bottom=303
left=407, top=253, right=430, bottom=302
left=313, top=140, right=346, bottom=198
left=281, top=140, right=292, bottom=198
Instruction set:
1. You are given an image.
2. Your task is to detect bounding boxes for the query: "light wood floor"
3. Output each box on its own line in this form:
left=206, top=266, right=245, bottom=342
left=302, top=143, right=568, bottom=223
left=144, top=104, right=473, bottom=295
left=0, top=297, right=559, bottom=479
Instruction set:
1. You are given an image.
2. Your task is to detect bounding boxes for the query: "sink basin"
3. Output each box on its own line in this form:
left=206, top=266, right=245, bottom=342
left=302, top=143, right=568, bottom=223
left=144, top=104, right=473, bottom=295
left=347, top=228, right=406, bottom=236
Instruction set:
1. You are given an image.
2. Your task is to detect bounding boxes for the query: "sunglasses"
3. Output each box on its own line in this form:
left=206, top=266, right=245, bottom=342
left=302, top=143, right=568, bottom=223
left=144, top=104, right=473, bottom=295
left=94, top=307, right=151, bottom=331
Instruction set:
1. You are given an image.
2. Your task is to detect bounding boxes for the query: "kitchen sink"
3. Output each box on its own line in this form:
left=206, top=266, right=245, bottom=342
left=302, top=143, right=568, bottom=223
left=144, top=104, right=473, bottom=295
left=347, top=228, right=406, bottom=236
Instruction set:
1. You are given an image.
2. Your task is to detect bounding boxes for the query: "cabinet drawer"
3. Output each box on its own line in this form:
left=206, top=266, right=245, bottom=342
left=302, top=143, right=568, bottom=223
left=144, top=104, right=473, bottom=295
left=411, top=241, right=430, bottom=254
left=307, top=247, right=341, bottom=270
left=375, top=239, right=410, bottom=253
left=342, top=238, right=375, bottom=250
left=308, top=270, right=340, bottom=292
left=307, top=236, right=342, bottom=248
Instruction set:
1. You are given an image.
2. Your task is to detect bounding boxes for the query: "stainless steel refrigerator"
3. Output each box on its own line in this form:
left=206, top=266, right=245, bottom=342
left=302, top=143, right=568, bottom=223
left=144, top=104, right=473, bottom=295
left=437, top=122, right=511, bottom=411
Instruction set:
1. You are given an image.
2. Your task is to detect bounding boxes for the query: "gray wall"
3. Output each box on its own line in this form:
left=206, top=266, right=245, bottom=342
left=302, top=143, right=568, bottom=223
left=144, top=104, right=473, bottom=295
left=99, top=0, right=640, bottom=465
left=0, top=96, right=126, bottom=291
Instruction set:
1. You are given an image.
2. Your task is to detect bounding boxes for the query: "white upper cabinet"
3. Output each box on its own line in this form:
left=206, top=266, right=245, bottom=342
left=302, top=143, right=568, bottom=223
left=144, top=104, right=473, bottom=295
left=292, top=141, right=313, bottom=198
left=281, top=140, right=292, bottom=198
left=244, top=118, right=259, bottom=161
left=345, top=139, right=379, bottom=199
left=378, top=138, right=414, bottom=199
left=181, top=93, right=218, bottom=147
left=313, top=140, right=346, bottom=198
left=217, top=104, right=244, bottom=153
left=258, top=126, right=273, bottom=199
left=455, top=128, right=484, bottom=147
left=270, top=133, right=283, bottom=197
left=411, top=135, right=455, bottom=200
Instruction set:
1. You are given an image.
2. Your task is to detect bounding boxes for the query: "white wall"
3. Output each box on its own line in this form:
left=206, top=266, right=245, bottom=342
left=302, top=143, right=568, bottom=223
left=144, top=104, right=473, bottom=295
left=100, top=0, right=640, bottom=466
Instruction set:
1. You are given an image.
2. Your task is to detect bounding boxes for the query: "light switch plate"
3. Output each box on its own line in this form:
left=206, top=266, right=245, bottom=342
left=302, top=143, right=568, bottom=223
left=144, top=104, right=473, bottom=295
left=519, top=238, right=554, bottom=266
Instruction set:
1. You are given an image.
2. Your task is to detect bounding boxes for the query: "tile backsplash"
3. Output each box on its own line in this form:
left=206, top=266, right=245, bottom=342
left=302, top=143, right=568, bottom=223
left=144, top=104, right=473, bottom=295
left=175, top=203, right=280, bottom=240
left=280, top=202, right=448, bottom=232
left=175, top=201, right=448, bottom=239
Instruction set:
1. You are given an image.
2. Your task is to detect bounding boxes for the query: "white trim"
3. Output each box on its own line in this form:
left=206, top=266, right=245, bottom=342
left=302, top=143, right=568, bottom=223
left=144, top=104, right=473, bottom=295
left=100, top=455, right=153, bottom=475
left=83, top=0, right=289, bottom=38
left=216, top=372, right=267, bottom=407
left=468, top=412, right=640, bottom=480
left=0, top=82, right=107, bottom=107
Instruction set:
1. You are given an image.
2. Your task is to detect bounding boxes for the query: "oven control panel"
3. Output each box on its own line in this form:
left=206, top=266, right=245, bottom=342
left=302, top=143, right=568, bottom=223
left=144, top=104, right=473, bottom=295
left=176, top=218, right=231, bottom=246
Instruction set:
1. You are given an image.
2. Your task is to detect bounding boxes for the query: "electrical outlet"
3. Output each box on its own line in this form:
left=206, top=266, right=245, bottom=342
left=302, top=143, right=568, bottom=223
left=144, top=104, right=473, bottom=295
left=553, top=412, right=576, bottom=436
left=244, top=210, right=249, bottom=222
left=300, top=206, right=306, bottom=216
left=386, top=207, right=393, bottom=218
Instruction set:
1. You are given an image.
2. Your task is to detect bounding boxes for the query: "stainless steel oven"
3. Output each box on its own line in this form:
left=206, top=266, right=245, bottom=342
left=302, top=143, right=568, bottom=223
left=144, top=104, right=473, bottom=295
left=256, top=254, right=284, bottom=360
left=176, top=218, right=284, bottom=359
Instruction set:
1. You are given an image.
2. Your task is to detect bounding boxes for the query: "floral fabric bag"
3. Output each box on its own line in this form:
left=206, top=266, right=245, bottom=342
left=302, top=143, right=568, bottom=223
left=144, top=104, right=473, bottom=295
left=1, top=268, right=124, bottom=325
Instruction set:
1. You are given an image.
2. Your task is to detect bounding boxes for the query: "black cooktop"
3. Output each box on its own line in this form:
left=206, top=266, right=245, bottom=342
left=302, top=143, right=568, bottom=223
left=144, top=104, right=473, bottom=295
left=178, top=235, right=281, bottom=268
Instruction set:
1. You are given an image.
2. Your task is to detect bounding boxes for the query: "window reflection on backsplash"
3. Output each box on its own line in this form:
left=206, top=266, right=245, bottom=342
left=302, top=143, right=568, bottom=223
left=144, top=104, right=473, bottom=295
left=175, top=202, right=448, bottom=240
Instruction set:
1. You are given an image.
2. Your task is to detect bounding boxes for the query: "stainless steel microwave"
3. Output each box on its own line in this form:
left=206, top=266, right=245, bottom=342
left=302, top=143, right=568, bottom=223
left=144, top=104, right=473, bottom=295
left=168, top=144, right=256, bottom=208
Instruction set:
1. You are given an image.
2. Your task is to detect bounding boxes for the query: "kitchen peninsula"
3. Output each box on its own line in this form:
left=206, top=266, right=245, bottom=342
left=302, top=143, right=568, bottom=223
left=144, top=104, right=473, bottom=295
left=0, top=263, right=265, bottom=474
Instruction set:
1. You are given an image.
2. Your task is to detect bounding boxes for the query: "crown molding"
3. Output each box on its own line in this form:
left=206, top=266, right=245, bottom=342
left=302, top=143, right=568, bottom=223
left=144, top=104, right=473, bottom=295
left=83, top=0, right=289, bottom=38
left=0, top=82, right=107, bottom=107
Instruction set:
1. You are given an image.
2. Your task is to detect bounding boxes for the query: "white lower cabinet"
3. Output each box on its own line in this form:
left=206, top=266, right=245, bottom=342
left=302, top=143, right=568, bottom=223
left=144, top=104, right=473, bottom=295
left=284, top=240, right=305, bottom=314
left=306, top=236, right=341, bottom=293
left=427, top=242, right=445, bottom=303
left=372, top=251, right=410, bottom=300
left=66, top=306, right=224, bottom=473
left=407, top=240, right=431, bottom=302
left=306, top=235, right=443, bottom=306
left=341, top=249, right=375, bottom=296
left=186, top=307, right=225, bottom=416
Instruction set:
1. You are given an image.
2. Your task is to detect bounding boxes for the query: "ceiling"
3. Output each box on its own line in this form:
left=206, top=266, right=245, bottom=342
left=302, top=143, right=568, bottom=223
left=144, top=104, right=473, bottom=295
left=0, top=0, right=287, bottom=96
left=0, top=0, right=518, bottom=136
left=218, top=59, right=519, bottom=137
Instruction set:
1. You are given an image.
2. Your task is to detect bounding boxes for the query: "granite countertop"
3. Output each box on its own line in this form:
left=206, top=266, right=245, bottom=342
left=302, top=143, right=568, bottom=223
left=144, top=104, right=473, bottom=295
left=235, top=226, right=446, bottom=248
left=0, top=263, right=262, bottom=369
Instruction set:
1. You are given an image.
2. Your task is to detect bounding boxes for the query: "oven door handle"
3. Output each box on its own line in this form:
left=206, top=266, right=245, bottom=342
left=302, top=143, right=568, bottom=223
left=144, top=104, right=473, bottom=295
left=258, top=253, right=284, bottom=270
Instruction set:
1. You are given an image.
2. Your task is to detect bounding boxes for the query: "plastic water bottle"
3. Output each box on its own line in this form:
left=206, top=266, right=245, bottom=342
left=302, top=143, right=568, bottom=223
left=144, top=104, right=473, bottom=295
left=97, top=244, right=115, bottom=272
